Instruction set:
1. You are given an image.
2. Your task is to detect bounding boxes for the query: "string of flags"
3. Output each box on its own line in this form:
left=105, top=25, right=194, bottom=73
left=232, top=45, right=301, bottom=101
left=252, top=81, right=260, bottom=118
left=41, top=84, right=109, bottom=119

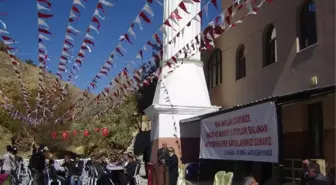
left=52, top=0, right=114, bottom=119
left=0, top=22, right=33, bottom=117
left=72, top=0, right=270, bottom=153
left=33, top=0, right=54, bottom=121
left=44, top=0, right=217, bottom=121
left=54, top=0, right=206, bottom=120
left=48, top=0, right=89, bottom=120
left=50, top=0, right=113, bottom=123
left=57, top=0, right=270, bottom=124
left=0, top=0, right=273, bottom=127
left=66, top=0, right=114, bottom=83
left=86, top=0, right=210, bottom=91
left=86, top=0, right=155, bottom=91
left=55, top=0, right=87, bottom=80
left=85, top=0, right=222, bottom=92
left=0, top=89, right=38, bottom=125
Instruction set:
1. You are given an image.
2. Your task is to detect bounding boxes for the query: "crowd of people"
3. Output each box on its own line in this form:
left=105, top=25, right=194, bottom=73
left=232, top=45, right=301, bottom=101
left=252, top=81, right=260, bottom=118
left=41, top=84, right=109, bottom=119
left=1, top=142, right=335, bottom=185
left=0, top=143, right=142, bottom=185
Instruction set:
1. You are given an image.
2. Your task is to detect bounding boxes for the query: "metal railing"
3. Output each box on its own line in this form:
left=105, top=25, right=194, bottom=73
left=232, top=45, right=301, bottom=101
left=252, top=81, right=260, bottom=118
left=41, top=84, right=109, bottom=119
left=283, top=158, right=302, bottom=184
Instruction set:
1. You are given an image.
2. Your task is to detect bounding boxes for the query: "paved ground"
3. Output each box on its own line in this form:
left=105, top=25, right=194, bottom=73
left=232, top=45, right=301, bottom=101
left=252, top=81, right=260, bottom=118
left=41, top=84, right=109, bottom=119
left=138, top=164, right=148, bottom=185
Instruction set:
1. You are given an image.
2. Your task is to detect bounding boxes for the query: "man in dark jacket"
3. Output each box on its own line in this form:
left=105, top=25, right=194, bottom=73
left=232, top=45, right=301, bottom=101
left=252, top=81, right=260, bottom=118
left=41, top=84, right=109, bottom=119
left=92, top=156, right=106, bottom=180
left=166, top=147, right=178, bottom=185
left=48, top=159, right=66, bottom=185
left=29, top=145, right=48, bottom=185
left=307, top=162, right=332, bottom=185
left=157, top=142, right=169, bottom=165
left=122, top=153, right=137, bottom=185
left=69, top=156, right=84, bottom=185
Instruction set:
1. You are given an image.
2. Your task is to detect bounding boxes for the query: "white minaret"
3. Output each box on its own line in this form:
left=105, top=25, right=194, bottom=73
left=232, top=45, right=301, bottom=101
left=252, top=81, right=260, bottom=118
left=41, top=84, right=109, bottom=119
left=145, top=0, right=219, bottom=167
left=162, top=0, right=200, bottom=60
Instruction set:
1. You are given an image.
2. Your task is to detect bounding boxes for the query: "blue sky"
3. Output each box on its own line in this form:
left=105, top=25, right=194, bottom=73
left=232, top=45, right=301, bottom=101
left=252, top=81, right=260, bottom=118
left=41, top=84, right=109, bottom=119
left=0, top=0, right=221, bottom=94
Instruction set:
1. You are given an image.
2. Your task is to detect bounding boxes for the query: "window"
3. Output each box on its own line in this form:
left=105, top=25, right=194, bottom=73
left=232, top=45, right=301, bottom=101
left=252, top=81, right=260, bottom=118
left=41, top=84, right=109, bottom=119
left=298, top=0, right=317, bottom=50
left=208, top=49, right=222, bottom=88
left=263, top=24, right=277, bottom=67
left=236, top=44, right=246, bottom=80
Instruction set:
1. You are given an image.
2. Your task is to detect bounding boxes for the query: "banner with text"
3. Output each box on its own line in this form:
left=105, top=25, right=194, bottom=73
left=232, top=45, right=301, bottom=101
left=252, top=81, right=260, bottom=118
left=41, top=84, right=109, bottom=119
left=200, top=101, right=279, bottom=163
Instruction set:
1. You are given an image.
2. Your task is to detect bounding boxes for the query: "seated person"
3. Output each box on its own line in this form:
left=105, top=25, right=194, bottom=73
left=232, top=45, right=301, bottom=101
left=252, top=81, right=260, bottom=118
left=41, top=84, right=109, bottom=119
left=12, top=146, right=23, bottom=167
left=101, top=155, right=108, bottom=169
left=48, top=159, right=66, bottom=184
left=92, top=155, right=107, bottom=180
left=84, top=156, right=93, bottom=172
left=69, top=156, right=84, bottom=185
left=62, top=155, right=73, bottom=183
left=122, top=153, right=138, bottom=185
left=91, top=155, right=116, bottom=185
left=117, top=152, right=129, bottom=167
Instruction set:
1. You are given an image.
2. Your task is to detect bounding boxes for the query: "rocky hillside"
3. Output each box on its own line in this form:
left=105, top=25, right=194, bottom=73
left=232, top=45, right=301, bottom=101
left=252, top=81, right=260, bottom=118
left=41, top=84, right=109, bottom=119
left=0, top=49, right=149, bottom=159
left=0, top=50, right=83, bottom=156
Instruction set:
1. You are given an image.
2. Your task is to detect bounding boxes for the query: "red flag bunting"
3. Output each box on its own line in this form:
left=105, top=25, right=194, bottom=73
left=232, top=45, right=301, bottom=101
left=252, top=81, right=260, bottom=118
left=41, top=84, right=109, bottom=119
left=154, top=34, right=162, bottom=44
left=179, top=2, right=190, bottom=14
left=211, top=0, right=218, bottom=10
left=38, top=0, right=52, bottom=8
left=72, top=6, right=80, bottom=16
left=65, top=40, right=74, bottom=48
left=164, top=20, right=173, bottom=28
left=84, top=39, right=95, bottom=46
left=38, top=28, right=51, bottom=35
left=38, top=12, right=53, bottom=19
left=1, top=35, right=13, bottom=41
left=147, top=41, right=155, bottom=48
left=116, top=48, right=123, bottom=56
left=139, top=11, right=151, bottom=23
left=78, top=52, right=85, bottom=58
left=92, top=17, right=101, bottom=29
left=124, top=34, right=133, bottom=44
left=97, top=2, right=105, bottom=13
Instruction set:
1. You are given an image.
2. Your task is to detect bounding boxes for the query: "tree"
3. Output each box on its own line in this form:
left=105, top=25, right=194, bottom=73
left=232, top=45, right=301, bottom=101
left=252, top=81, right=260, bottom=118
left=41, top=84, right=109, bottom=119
left=69, top=94, right=140, bottom=157
left=136, top=44, right=161, bottom=114
left=136, top=66, right=158, bottom=114
left=0, top=45, right=148, bottom=157
left=25, top=60, right=34, bottom=65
